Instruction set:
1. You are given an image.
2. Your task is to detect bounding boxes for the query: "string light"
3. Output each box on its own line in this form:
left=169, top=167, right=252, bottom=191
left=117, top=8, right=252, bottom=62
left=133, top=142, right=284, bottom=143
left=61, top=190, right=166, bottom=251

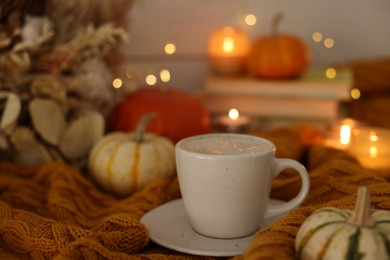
left=130, top=24, right=342, bottom=93
left=145, top=74, right=157, bottom=85
left=112, top=78, right=123, bottom=88
left=324, top=38, right=334, bottom=48
left=160, top=69, right=171, bottom=82
left=164, top=43, right=176, bottom=55
left=350, top=88, right=361, bottom=100
left=325, top=67, right=337, bottom=79
left=312, top=32, right=323, bottom=42
left=244, top=14, right=257, bottom=26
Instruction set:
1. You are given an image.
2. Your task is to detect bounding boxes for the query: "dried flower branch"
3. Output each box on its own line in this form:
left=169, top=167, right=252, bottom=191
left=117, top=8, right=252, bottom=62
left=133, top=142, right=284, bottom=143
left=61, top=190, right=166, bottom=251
left=0, top=0, right=135, bottom=169
left=34, top=23, right=128, bottom=74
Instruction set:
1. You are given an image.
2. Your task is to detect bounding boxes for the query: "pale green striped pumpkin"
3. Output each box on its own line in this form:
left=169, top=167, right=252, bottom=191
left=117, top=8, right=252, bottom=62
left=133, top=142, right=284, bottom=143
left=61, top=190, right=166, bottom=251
left=295, top=187, right=390, bottom=260
left=88, top=114, right=176, bottom=196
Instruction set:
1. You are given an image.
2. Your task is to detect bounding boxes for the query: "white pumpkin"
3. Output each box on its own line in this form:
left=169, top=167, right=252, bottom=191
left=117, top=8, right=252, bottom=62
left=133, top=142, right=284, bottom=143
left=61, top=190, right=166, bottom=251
left=295, top=186, right=390, bottom=260
left=88, top=114, right=175, bottom=196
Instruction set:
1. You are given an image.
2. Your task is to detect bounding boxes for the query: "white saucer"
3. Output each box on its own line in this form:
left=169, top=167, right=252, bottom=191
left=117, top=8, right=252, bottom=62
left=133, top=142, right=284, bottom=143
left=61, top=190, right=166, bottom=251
left=140, top=198, right=287, bottom=257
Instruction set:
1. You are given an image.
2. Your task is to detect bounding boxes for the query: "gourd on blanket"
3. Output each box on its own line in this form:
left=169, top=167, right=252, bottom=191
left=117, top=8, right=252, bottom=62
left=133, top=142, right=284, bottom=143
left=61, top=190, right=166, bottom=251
left=88, top=113, right=176, bottom=197
left=295, top=186, right=390, bottom=260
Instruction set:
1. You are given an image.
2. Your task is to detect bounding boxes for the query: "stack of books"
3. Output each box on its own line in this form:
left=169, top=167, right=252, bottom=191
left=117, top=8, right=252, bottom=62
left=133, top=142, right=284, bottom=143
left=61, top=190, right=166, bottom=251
left=199, top=68, right=353, bottom=129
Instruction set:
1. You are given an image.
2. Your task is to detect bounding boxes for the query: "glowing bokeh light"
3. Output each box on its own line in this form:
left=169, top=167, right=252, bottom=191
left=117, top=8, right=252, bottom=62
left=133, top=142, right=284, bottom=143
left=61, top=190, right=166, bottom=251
left=160, top=69, right=171, bottom=82
left=340, top=125, right=351, bottom=145
left=351, top=88, right=361, bottom=100
left=369, top=145, right=378, bottom=158
left=369, top=132, right=379, bottom=142
left=164, top=43, right=176, bottom=55
left=222, top=37, right=235, bottom=52
left=112, top=78, right=123, bottom=88
left=145, top=74, right=157, bottom=85
left=228, top=108, right=239, bottom=120
left=312, top=32, right=323, bottom=42
left=324, top=38, right=334, bottom=48
left=325, top=67, right=337, bottom=79
left=245, top=14, right=257, bottom=26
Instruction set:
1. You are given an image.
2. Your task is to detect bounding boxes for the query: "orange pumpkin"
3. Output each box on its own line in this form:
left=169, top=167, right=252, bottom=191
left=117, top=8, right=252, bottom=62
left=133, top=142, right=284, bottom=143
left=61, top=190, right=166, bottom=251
left=111, top=86, right=211, bottom=143
left=247, top=13, right=311, bottom=79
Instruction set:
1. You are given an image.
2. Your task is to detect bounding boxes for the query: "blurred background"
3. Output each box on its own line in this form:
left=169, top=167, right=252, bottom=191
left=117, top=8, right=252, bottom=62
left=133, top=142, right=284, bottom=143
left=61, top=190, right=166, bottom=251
left=124, top=0, right=390, bottom=92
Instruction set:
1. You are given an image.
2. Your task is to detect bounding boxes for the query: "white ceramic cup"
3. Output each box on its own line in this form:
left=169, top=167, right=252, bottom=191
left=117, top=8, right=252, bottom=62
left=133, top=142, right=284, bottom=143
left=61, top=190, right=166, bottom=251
left=175, top=133, right=310, bottom=239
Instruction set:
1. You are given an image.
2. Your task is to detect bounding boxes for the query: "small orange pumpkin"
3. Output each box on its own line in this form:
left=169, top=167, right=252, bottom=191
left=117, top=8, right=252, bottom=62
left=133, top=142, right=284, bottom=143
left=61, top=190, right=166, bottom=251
left=111, top=86, right=211, bottom=143
left=247, top=13, right=311, bottom=79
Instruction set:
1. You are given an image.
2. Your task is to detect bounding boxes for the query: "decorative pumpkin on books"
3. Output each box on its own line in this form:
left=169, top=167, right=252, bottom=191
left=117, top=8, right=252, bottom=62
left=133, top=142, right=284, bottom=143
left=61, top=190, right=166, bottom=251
left=247, top=13, right=311, bottom=79
left=295, top=186, right=390, bottom=260
left=88, top=114, right=176, bottom=197
left=111, top=86, right=211, bottom=143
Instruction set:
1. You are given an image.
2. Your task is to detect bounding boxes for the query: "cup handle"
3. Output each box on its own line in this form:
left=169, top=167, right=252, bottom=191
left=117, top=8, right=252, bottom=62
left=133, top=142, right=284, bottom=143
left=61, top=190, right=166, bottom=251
left=265, top=158, right=310, bottom=219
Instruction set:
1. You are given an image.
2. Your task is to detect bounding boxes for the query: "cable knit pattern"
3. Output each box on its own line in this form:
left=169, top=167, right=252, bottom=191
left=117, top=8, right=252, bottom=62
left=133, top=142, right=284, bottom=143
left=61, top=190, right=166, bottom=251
left=0, top=161, right=180, bottom=259
left=241, top=128, right=390, bottom=260
left=0, top=125, right=389, bottom=259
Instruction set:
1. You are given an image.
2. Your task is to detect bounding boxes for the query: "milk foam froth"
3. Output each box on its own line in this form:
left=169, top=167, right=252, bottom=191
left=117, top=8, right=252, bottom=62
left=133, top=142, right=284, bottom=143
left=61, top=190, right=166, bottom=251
left=181, top=135, right=273, bottom=155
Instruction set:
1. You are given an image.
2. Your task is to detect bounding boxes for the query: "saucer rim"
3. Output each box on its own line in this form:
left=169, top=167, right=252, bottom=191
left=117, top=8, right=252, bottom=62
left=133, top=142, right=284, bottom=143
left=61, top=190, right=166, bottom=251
left=140, top=198, right=286, bottom=257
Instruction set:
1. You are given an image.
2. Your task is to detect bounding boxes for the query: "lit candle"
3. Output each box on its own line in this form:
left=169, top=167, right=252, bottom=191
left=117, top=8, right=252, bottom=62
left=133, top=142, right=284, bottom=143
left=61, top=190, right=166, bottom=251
left=217, top=108, right=250, bottom=133
left=324, top=118, right=361, bottom=150
left=208, top=27, right=250, bottom=76
left=348, top=127, right=390, bottom=170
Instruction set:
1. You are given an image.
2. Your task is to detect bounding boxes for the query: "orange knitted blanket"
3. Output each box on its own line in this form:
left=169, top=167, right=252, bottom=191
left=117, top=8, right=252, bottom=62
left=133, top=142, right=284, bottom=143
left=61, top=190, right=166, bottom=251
left=1, top=125, right=389, bottom=259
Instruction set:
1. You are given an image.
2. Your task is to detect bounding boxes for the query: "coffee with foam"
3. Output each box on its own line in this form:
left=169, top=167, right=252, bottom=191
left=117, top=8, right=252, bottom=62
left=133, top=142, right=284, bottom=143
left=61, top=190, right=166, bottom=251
left=179, top=134, right=273, bottom=155
left=175, top=133, right=310, bottom=239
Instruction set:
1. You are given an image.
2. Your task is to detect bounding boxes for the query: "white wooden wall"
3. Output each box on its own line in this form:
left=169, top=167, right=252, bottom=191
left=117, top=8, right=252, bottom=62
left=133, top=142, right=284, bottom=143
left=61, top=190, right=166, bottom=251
left=123, top=0, right=390, bottom=93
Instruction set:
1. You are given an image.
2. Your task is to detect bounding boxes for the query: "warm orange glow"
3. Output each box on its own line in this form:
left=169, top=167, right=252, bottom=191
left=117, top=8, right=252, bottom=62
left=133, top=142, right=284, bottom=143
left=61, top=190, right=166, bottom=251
left=340, top=125, right=351, bottom=145
left=160, top=69, right=171, bottom=82
left=164, top=43, right=176, bottom=55
left=112, top=78, right=123, bottom=88
left=145, top=74, right=157, bottom=85
left=245, top=14, right=257, bottom=26
left=369, top=145, right=378, bottom=158
left=222, top=37, right=235, bottom=52
left=324, top=38, right=334, bottom=48
left=228, top=108, right=239, bottom=120
left=369, top=131, right=379, bottom=142
left=208, top=27, right=250, bottom=57
left=351, top=88, right=361, bottom=100
left=326, top=67, right=336, bottom=79
left=349, top=126, right=390, bottom=169
left=312, top=32, right=323, bottom=42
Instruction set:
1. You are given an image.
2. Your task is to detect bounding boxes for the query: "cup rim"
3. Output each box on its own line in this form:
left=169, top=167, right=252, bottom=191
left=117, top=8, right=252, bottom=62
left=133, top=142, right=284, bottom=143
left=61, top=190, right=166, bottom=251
left=176, top=133, right=275, bottom=157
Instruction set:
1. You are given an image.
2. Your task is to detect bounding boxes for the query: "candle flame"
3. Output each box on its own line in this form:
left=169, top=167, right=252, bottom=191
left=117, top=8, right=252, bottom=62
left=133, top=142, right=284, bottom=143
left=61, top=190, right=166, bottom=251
left=222, top=37, right=235, bottom=52
left=340, top=125, right=351, bottom=145
left=228, top=108, right=239, bottom=120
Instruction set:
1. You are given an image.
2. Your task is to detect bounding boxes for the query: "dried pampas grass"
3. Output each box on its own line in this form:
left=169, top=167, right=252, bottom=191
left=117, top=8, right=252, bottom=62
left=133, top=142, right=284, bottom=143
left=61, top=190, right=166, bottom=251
left=46, top=0, right=135, bottom=42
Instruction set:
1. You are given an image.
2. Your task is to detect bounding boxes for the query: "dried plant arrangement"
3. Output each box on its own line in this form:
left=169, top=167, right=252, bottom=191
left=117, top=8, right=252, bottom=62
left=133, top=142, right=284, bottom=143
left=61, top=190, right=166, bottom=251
left=0, top=0, right=135, bottom=169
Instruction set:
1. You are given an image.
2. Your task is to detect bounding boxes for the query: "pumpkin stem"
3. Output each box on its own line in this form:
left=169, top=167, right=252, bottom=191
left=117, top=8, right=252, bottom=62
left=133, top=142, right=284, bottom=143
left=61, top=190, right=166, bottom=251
left=347, top=186, right=375, bottom=228
left=271, top=12, right=284, bottom=37
left=133, top=113, right=156, bottom=143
